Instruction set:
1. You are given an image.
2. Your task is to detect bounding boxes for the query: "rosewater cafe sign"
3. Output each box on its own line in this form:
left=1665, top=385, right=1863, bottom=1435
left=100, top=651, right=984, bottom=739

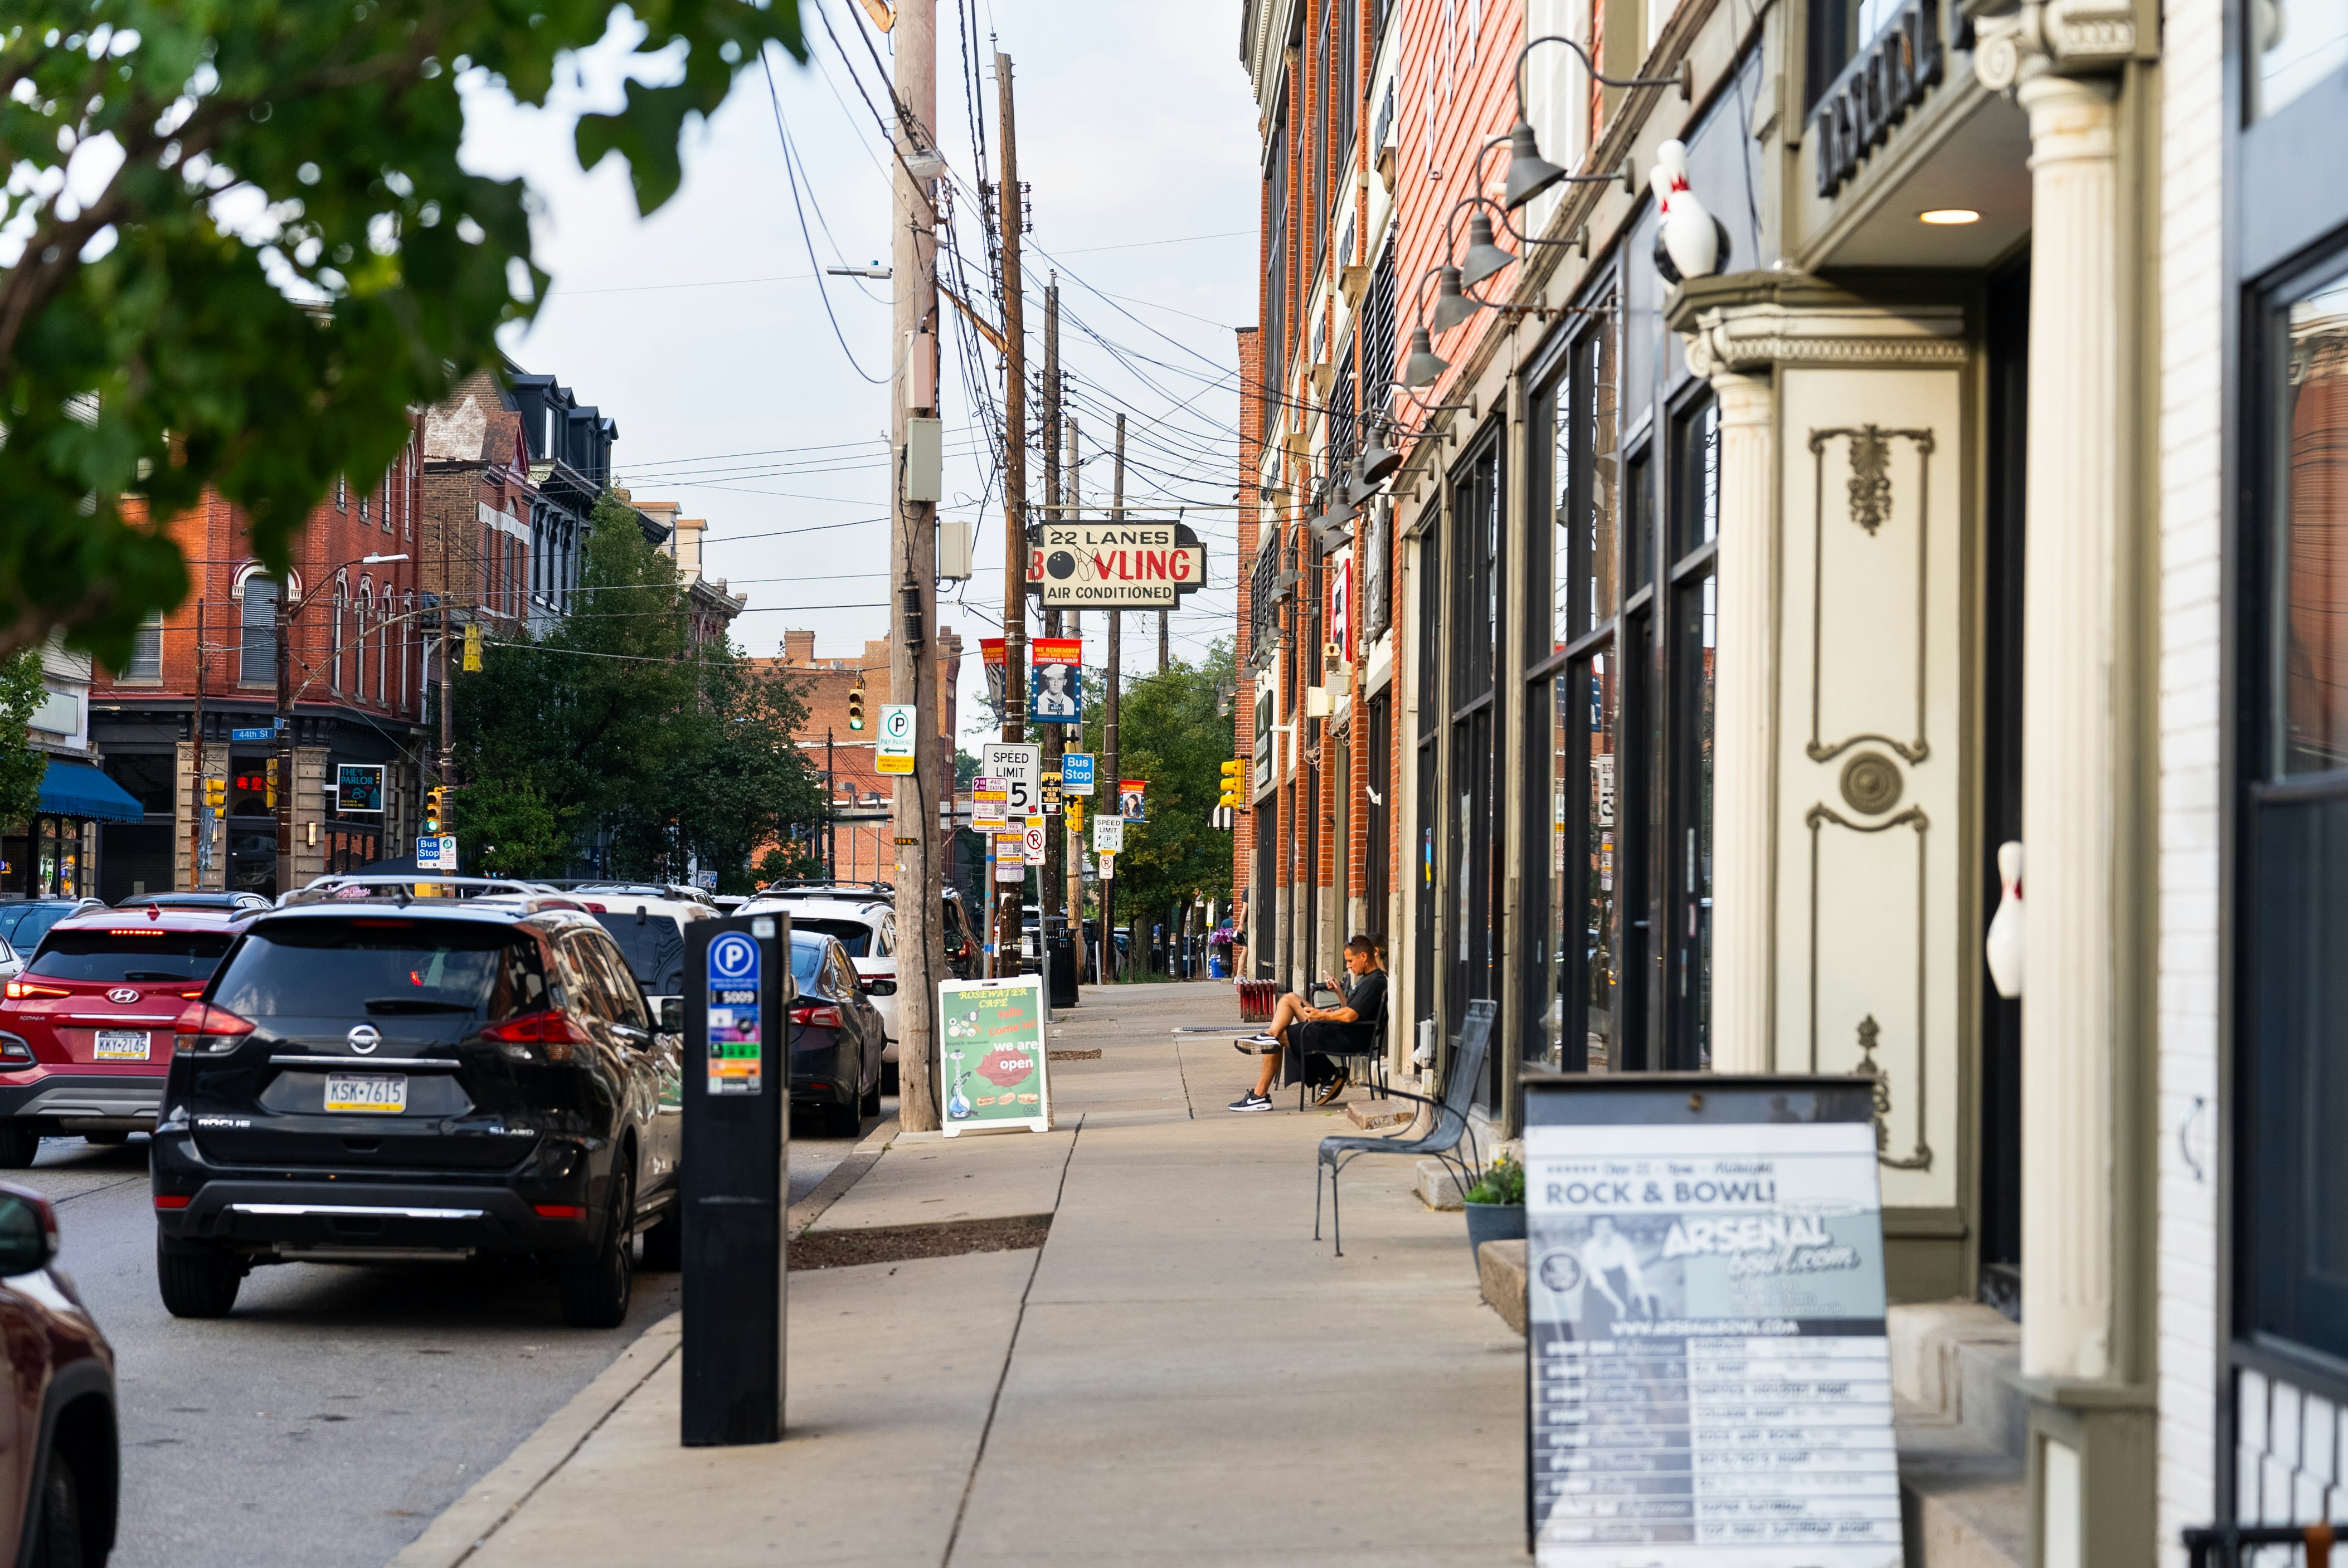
left=936, top=974, right=1051, bottom=1135
left=1521, top=1075, right=1900, bottom=1566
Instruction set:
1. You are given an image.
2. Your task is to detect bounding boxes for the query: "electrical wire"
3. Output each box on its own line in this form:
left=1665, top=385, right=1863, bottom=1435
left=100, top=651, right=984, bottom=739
left=762, top=46, right=889, bottom=384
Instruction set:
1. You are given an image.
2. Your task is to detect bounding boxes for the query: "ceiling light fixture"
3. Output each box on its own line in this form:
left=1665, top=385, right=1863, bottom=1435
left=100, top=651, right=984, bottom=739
left=1918, top=208, right=1981, bottom=225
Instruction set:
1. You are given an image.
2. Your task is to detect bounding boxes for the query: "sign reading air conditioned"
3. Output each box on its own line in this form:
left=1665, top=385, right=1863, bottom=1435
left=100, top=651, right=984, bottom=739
left=1025, top=522, right=1208, bottom=608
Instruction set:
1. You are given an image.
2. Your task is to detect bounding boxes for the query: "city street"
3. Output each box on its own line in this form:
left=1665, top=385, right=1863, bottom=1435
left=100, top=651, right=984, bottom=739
left=22, top=1113, right=883, bottom=1568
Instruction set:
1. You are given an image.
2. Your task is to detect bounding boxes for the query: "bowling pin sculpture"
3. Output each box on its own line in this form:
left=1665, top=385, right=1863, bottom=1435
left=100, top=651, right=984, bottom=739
left=1649, top=139, right=1731, bottom=286
left=1985, top=841, right=2024, bottom=1000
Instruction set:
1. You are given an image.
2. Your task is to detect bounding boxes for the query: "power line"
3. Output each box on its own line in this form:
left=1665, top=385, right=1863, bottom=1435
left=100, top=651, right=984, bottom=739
left=762, top=47, right=888, bottom=385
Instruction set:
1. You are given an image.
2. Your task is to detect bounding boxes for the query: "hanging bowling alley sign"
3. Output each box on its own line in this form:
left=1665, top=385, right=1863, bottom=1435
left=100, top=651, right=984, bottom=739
left=1027, top=520, right=1208, bottom=608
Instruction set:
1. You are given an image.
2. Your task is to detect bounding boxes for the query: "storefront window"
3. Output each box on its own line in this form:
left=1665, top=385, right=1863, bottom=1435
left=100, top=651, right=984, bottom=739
left=1666, top=394, right=1719, bottom=1069
left=2277, top=272, right=2348, bottom=775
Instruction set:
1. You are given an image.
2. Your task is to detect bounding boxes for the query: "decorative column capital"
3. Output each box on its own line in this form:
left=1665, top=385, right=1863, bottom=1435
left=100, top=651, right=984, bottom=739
left=1668, top=272, right=1967, bottom=381
left=1972, top=0, right=2136, bottom=95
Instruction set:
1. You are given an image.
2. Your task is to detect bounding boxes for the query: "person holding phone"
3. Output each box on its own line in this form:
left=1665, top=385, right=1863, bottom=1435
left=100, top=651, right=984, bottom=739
left=1228, top=936, right=1386, bottom=1112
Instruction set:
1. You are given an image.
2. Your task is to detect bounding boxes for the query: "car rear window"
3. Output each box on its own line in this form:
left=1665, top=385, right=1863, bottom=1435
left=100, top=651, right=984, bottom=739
left=213, top=919, right=546, bottom=1021
left=0, top=904, right=84, bottom=951
left=787, top=917, right=873, bottom=956
left=592, top=913, right=686, bottom=994
left=29, top=928, right=237, bottom=982
left=789, top=936, right=826, bottom=988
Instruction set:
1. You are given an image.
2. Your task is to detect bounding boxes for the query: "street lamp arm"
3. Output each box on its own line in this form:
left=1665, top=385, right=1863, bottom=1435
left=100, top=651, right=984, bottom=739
left=1515, top=34, right=1689, bottom=122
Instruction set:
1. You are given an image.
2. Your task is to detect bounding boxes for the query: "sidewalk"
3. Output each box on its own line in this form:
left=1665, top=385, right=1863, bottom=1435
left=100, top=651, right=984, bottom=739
left=390, top=981, right=1524, bottom=1567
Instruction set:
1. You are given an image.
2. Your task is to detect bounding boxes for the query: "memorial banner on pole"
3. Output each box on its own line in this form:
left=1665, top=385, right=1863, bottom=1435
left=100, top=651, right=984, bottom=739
left=937, top=973, right=1051, bottom=1134
left=1523, top=1076, right=1900, bottom=1566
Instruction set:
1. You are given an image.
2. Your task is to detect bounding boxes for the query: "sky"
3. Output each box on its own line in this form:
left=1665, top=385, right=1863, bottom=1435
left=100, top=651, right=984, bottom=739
left=456, top=0, right=1262, bottom=748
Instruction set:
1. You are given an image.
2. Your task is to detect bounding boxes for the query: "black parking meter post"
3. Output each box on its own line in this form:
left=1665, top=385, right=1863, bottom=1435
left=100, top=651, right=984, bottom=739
left=680, top=913, right=792, bottom=1447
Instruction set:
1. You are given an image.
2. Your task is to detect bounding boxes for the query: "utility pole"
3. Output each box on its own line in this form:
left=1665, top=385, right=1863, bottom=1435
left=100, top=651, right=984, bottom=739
left=994, top=50, right=1029, bottom=970
left=274, top=571, right=294, bottom=897
left=891, top=0, right=944, bottom=1129
left=1159, top=605, right=1169, bottom=673
left=1063, top=411, right=1082, bottom=970
left=825, top=725, right=837, bottom=881
left=1103, top=415, right=1124, bottom=982
left=438, top=515, right=454, bottom=791
left=1038, top=275, right=1062, bottom=976
left=188, top=601, right=205, bottom=891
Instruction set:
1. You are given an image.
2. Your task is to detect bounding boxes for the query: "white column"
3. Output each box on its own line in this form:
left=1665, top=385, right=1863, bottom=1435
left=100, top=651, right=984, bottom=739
left=1707, top=369, right=1776, bottom=1073
left=2010, top=65, right=2124, bottom=1382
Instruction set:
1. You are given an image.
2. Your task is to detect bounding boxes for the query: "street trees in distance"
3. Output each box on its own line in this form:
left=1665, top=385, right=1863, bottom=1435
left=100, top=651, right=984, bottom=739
left=0, top=0, right=806, bottom=669
left=1078, top=641, right=1236, bottom=945
left=451, top=493, right=828, bottom=892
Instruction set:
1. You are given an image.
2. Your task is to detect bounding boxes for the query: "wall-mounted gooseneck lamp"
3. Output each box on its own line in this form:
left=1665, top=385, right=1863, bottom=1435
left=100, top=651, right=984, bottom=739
left=1500, top=36, right=1690, bottom=210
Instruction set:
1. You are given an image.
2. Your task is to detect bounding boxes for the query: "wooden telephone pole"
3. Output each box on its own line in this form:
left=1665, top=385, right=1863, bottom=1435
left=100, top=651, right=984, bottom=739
left=1102, top=415, right=1125, bottom=981
left=1038, top=277, right=1063, bottom=975
left=994, top=50, right=1029, bottom=971
left=889, top=0, right=944, bottom=1129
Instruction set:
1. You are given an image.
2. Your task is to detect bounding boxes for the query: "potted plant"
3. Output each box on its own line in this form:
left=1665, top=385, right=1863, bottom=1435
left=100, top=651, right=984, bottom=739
left=1462, top=1155, right=1526, bottom=1254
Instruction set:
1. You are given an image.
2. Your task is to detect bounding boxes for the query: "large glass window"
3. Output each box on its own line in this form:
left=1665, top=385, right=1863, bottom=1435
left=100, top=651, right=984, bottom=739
left=1666, top=394, right=1719, bottom=1069
left=2276, top=273, right=2348, bottom=775
left=1447, top=436, right=1505, bottom=1105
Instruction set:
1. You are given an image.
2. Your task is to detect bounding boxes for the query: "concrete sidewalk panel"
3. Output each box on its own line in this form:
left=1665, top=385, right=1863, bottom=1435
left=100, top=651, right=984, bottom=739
left=806, top=1128, right=1076, bottom=1234
left=457, top=1247, right=1036, bottom=1568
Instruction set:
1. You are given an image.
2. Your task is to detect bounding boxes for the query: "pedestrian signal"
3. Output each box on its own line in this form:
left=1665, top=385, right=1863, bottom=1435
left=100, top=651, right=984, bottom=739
left=847, top=685, right=866, bottom=731
left=1217, top=758, right=1247, bottom=809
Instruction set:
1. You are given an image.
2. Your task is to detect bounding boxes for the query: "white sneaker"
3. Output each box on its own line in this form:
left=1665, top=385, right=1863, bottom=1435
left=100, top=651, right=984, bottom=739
left=1237, top=1032, right=1280, bottom=1049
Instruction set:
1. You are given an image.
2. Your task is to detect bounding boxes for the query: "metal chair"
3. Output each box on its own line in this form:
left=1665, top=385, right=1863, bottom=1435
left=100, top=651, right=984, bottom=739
left=1290, top=992, right=1390, bottom=1111
left=1314, top=1000, right=1493, bottom=1257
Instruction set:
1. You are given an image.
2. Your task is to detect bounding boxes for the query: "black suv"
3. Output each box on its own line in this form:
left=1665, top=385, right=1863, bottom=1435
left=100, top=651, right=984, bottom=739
left=149, top=892, right=683, bottom=1328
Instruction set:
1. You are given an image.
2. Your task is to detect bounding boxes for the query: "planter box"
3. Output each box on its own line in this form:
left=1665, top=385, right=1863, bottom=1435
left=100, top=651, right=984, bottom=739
left=1463, top=1200, right=1525, bottom=1254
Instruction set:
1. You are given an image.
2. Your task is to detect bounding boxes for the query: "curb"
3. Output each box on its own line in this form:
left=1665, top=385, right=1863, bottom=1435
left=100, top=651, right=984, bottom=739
left=787, top=1114, right=898, bottom=1235
left=385, top=1312, right=682, bottom=1568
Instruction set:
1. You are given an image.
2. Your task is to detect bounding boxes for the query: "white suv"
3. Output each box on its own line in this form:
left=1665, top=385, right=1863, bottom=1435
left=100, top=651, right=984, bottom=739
left=740, top=887, right=901, bottom=1087
left=565, top=886, right=714, bottom=1026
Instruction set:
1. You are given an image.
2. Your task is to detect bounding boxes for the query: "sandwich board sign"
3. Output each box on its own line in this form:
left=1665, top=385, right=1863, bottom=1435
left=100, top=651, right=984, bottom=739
left=1521, top=1074, right=1900, bottom=1565
left=937, top=973, right=1051, bottom=1135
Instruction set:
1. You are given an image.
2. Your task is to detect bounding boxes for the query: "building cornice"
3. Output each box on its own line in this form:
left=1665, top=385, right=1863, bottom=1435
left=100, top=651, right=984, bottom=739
left=1668, top=271, right=1970, bottom=376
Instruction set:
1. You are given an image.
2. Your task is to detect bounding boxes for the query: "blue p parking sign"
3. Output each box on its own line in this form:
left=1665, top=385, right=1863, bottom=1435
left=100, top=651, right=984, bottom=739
left=706, top=933, right=764, bottom=1095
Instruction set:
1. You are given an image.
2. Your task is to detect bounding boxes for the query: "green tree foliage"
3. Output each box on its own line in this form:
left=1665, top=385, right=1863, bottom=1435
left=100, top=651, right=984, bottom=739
left=0, top=651, right=51, bottom=830
left=451, top=494, right=827, bottom=891
left=1085, top=641, right=1234, bottom=936
left=0, top=1, right=805, bottom=668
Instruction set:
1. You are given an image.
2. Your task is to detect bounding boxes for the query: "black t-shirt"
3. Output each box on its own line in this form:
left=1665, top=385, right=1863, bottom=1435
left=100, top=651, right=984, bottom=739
left=1339, top=968, right=1387, bottom=1027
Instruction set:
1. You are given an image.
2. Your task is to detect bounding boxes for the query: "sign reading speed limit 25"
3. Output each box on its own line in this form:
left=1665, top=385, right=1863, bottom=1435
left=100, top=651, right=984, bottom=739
left=982, top=743, right=1042, bottom=817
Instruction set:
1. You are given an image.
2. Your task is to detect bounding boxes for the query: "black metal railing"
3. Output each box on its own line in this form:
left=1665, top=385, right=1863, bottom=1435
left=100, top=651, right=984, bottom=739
left=2183, top=1523, right=2339, bottom=1567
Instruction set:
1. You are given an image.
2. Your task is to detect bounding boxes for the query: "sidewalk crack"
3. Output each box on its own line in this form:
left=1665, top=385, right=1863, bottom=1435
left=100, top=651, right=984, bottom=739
left=939, top=1114, right=1084, bottom=1568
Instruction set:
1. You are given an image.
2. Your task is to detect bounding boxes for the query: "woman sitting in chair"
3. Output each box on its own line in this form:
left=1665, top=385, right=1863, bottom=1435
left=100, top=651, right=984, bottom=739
left=1229, top=936, right=1386, bottom=1112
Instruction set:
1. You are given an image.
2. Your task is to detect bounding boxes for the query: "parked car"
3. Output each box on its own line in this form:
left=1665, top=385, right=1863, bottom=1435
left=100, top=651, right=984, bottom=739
left=568, top=892, right=710, bottom=1034
left=785, top=931, right=886, bottom=1137
left=0, top=900, right=103, bottom=961
left=0, top=905, right=250, bottom=1165
left=743, top=889, right=901, bottom=1086
left=0, top=1182, right=116, bottom=1563
left=148, top=889, right=683, bottom=1327
left=941, top=890, right=977, bottom=978
left=114, top=891, right=271, bottom=917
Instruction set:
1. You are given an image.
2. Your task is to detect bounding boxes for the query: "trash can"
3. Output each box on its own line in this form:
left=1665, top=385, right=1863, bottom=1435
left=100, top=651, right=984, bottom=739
left=1048, top=934, right=1080, bottom=1009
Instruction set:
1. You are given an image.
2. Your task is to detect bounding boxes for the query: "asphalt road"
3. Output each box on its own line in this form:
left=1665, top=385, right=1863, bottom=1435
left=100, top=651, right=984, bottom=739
left=22, top=1104, right=884, bottom=1568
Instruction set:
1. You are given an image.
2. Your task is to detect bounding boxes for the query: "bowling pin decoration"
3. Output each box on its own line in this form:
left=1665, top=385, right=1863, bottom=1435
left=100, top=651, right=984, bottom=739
left=1985, top=841, right=2024, bottom=999
left=1650, top=139, right=1730, bottom=286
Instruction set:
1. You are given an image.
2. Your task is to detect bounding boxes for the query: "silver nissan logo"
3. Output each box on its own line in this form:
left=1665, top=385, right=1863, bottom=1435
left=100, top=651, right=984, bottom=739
left=106, top=988, right=138, bottom=1005
left=347, top=1024, right=382, bottom=1055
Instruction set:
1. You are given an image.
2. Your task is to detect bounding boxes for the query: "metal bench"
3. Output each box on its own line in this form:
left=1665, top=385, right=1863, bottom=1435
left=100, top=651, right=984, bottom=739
left=1314, top=1000, right=1492, bottom=1257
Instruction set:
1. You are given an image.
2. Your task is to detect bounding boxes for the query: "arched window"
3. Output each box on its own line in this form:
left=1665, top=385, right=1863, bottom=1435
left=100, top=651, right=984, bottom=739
left=375, top=581, right=388, bottom=703
left=401, top=591, right=415, bottom=709
left=239, top=572, right=278, bottom=687
left=330, top=572, right=347, bottom=693
left=356, top=581, right=373, bottom=702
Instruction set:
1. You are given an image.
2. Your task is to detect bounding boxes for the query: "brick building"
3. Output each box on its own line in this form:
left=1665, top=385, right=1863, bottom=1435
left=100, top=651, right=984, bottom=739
left=89, top=421, right=429, bottom=897
left=767, top=629, right=965, bottom=884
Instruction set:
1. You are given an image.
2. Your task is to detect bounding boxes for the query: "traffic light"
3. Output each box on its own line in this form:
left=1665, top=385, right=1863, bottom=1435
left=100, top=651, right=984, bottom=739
left=1217, top=758, right=1247, bottom=809
left=1066, top=797, right=1085, bottom=832
left=264, top=757, right=279, bottom=810
left=203, top=778, right=226, bottom=819
left=462, top=622, right=483, bottom=673
left=424, top=786, right=446, bottom=834
left=847, top=683, right=866, bottom=731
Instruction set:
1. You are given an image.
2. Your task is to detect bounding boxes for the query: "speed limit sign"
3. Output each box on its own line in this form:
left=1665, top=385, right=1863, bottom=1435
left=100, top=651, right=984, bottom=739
left=1023, top=816, right=1047, bottom=862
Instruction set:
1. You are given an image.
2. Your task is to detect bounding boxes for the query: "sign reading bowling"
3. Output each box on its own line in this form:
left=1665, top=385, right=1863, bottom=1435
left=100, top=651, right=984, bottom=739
left=1027, top=520, right=1208, bottom=608
left=704, top=932, right=764, bottom=1096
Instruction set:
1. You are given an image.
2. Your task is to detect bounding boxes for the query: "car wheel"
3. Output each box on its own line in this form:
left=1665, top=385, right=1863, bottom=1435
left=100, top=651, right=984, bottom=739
left=638, top=1201, right=683, bottom=1272
left=556, top=1164, right=634, bottom=1330
left=156, top=1238, right=242, bottom=1318
left=0, top=1123, right=40, bottom=1169
left=25, top=1447, right=86, bottom=1568
left=881, top=1060, right=900, bottom=1097
left=824, top=1097, right=862, bottom=1139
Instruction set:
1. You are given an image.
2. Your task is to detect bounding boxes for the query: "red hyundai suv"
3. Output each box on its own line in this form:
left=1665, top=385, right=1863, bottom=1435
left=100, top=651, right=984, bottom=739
left=0, top=905, right=249, bottom=1166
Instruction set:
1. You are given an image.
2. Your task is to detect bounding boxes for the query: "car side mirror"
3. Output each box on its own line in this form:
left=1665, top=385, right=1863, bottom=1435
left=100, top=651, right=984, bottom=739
left=0, top=1190, right=57, bottom=1276
left=862, top=977, right=897, bottom=996
left=659, top=997, right=684, bottom=1035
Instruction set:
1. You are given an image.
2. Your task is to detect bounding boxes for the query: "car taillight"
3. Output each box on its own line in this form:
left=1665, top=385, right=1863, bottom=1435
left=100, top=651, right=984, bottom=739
left=791, top=1004, right=842, bottom=1029
left=3, top=981, right=66, bottom=1001
left=173, top=1003, right=254, bottom=1056
left=482, top=1009, right=592, bottom=1063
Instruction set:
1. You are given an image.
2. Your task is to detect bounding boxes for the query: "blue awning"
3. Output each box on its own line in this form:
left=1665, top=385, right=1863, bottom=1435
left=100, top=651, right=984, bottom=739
left=37, top=762, right=145, bottom=824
